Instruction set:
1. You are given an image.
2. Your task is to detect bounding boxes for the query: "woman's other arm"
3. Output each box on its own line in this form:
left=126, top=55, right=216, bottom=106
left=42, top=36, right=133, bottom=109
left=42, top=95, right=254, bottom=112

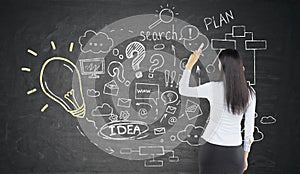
left=243, top=92, right=256, bottom=171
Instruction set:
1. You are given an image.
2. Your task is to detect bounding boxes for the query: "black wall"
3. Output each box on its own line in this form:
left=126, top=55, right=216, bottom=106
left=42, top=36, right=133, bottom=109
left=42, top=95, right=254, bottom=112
left=0, top=0, right=299, bottom=173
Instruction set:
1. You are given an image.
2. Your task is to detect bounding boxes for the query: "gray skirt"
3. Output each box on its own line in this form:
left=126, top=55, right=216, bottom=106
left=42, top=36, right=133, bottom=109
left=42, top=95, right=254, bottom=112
left=198, top=142, right=244, bottom=174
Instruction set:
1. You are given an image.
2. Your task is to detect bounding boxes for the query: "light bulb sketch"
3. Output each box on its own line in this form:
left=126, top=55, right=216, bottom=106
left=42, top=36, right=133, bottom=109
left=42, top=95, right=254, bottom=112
left=40, top=57, right=86, bottom=118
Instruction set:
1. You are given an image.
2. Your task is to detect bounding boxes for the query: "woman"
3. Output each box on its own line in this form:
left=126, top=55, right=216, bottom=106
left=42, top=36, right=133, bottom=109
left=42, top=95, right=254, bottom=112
left=179, top=48, right=256, bottom=174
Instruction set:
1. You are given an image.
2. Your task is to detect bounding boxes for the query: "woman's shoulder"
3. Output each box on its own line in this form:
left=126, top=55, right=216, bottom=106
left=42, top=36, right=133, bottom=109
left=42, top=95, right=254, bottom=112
left=206, top=80, right=223, bottom=84
left=201, top=81, right=223, bottom=87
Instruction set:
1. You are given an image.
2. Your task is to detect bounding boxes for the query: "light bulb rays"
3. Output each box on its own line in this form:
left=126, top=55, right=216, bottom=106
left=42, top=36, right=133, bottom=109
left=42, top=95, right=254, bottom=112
left=23, top=41, right=83, bottom=117
left=41, top=104, right=49, bottom=112
left=69, top=42, right=74, bottom=52
left=27, top=49, right=38, bottom=56
left=26, top=88, right=37, bottom=95
left=21, top=67, right=31, bottom=72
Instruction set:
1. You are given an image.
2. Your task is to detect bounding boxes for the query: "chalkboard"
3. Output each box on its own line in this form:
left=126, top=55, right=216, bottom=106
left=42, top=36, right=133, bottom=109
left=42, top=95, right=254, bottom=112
left=1, top=0, right=300, bottom=173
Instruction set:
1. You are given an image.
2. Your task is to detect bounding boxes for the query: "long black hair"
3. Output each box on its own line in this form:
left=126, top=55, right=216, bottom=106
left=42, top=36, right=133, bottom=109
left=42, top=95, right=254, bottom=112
left=219, top=49, right=255, bottom=115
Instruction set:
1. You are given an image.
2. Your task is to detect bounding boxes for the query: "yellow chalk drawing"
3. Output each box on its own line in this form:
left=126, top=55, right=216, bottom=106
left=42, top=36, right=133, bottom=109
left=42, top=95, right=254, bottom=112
left=21, top=67, right=31, bottom=72
left=50, top=41, right=56, bottom=50
left=27, top=88, right=37, bottom=95
left=41, top=104, right=49, bottom=112
left=64, top=89, right=80, bottom=109
left=27, top=49, right=38, bottom=56
left=39, top=57, right=86, bottom=118
left=69, top=42, right=74, bottom=52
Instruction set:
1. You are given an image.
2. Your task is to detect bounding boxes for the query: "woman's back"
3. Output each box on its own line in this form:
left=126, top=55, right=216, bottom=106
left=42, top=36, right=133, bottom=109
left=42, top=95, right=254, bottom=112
left=178, top=70, right=256, bottom=152
left=179, top=48, right=256, bottom=173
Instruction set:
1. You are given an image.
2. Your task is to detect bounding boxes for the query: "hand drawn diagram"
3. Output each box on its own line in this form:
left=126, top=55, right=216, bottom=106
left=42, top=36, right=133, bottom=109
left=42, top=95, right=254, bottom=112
left=22, top=3, right=274, bottom=169
left=210, top=25, right=267, bottom=85
left=74, top=11, right=211, bottom=166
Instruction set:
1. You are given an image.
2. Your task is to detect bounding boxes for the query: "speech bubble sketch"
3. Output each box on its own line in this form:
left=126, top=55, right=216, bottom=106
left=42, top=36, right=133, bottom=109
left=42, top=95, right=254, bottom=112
left=125, top=41, right=146, bottom=78
left=161, top=90, right=178, bottom=105
left=79, top=30, right=113, bottom=53
left=91, top=103, right=114, bottom=117
left=108, top=61, right=130, bottom=86
left=135, top=83, right=159, bottom=105
left=87, top=89, right=100, bottom=97
left=148, top=54, right=165, bottom=78
left=260, top=115, right=276, bottom=124
left=179, top=25, right=200, bottom=40
left=177, top=124, right=205, bottom=146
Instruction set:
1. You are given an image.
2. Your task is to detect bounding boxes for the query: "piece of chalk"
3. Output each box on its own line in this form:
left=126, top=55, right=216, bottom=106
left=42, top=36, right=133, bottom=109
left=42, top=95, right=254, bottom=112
left=199, top=43, right=204, bottom=50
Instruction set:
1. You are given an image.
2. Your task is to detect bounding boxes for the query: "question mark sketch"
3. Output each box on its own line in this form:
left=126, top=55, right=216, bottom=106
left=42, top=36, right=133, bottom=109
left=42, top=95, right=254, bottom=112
left=107, top=61, right=130, bottom=86
left=125, top=41, right=146, bottom=78
left=148, top=54, right=165, bottom=78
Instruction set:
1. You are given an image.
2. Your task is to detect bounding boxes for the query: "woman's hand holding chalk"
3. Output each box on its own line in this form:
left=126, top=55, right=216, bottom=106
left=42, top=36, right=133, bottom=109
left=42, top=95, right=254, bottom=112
left=186, top=43, right=204, bottom=70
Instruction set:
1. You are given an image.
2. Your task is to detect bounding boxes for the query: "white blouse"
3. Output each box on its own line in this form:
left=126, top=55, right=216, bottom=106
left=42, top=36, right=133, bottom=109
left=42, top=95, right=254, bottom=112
left=179, top=69, right=256, bottom=152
